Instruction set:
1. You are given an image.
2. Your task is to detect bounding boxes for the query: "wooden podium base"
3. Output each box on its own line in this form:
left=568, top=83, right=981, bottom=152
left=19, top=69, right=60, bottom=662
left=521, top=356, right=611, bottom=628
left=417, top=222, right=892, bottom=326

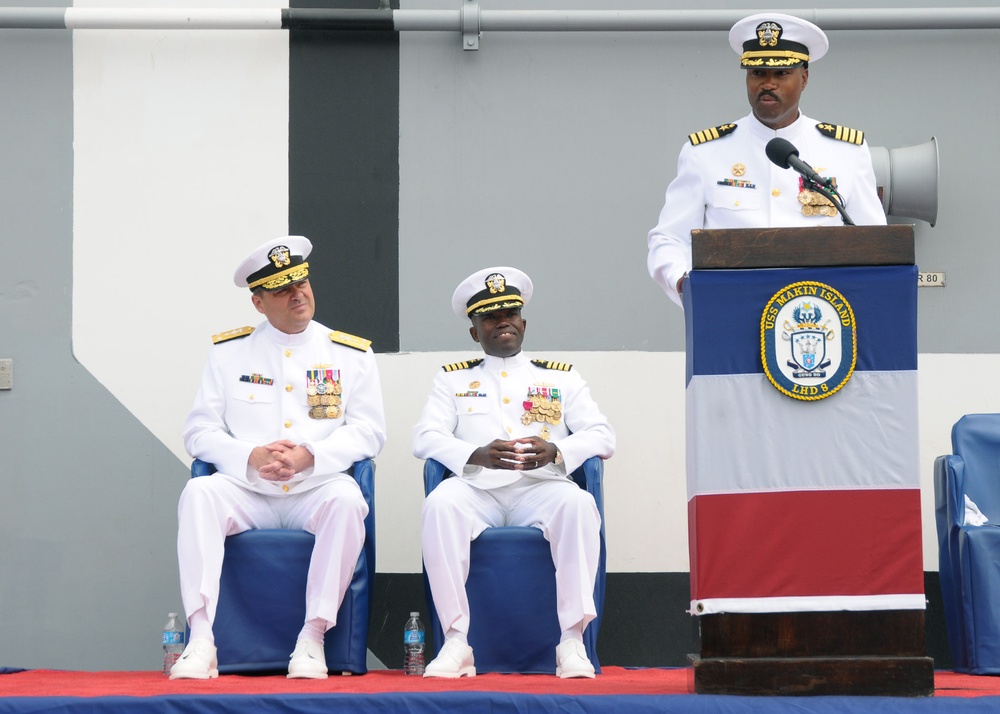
left=690, top=611, right=935, bottom=697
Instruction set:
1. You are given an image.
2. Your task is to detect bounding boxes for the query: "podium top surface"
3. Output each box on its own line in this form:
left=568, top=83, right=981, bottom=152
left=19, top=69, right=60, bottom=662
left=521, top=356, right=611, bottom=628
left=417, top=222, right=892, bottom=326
left=691, top=225, right=914, bottom=270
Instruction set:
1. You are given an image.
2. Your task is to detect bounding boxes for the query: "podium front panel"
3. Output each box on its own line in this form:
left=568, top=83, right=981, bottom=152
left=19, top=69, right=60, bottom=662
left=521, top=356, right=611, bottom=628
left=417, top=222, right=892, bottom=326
left=683, top=265, right=924, bottom=615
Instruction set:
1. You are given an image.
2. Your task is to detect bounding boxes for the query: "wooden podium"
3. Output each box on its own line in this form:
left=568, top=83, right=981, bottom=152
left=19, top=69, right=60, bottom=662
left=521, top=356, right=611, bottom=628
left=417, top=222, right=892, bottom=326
left=683, top=225, right=933, bottom=697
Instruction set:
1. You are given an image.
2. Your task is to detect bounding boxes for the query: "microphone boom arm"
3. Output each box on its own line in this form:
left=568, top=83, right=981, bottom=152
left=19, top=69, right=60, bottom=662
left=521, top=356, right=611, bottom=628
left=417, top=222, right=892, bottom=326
left=765, top=137, right=856, bottom=226
left=805, top=174, right=855, bottom=226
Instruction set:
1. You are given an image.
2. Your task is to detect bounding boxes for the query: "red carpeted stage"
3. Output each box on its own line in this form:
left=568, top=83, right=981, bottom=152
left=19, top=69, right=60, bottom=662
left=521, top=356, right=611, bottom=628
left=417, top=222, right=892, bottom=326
left=1, top=667, right=999, bottom=714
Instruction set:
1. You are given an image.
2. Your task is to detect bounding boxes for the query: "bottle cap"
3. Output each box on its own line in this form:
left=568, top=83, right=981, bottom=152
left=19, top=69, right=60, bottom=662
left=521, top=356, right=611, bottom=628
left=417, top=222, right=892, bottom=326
left=410, top=611, right=419, bottom=617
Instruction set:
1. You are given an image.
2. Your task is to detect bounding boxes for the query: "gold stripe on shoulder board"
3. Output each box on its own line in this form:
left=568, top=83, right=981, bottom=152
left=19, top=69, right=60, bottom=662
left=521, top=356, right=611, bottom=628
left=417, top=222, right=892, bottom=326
left=689, top=123, right=737, bottom=146
left=212, top=326, right=254, bottom=344
left=442, top=358, right=484, bottom=372
left=531, top=359, right=572, bottom=372
left=329, top=331, right=372, bottom=351
left=816, top=122, right=864, bottom=145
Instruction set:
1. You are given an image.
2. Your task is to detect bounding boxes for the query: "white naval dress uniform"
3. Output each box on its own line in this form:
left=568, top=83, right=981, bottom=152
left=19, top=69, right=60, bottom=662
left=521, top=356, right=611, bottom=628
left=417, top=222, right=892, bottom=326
left=647, top=111, right=887, bottom=307
left=179, top=319, right=386, bottom=629
left=413, top=352, right=616, bottom=637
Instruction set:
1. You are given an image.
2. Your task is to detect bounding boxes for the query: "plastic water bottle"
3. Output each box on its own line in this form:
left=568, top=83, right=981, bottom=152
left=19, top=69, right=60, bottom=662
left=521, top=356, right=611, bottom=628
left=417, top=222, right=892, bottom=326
left=403, top=612, right=425, bottom=675
left=162, top=612, right=185, bottom=676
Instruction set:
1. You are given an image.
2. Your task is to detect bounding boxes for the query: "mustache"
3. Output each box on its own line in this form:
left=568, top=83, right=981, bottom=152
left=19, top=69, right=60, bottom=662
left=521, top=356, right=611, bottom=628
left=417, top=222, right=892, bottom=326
left=757, top=90, right=779, bottom=101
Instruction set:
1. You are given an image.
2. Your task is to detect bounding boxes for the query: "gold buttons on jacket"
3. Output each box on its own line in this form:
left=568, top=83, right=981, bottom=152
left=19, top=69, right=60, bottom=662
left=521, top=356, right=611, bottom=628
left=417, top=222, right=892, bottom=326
left=503, top=397, right=511, bottom=404
left=285, top=349, right=292, bottom=357
left=282, top=484, right=289, bottom=492
left=500, top=371, right=508, bottom=378
left=772, top=189, right=781, bottom=197
left=285, top=384, right=293, bottom=392
left=284, top=420, right=292, bottom=428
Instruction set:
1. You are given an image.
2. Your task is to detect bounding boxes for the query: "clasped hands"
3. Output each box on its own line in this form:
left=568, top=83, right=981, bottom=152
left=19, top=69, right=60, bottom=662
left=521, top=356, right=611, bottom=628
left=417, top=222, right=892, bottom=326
left=250, top=440, right=315, bottom=482
left=469, top=437, right=557, bottom=471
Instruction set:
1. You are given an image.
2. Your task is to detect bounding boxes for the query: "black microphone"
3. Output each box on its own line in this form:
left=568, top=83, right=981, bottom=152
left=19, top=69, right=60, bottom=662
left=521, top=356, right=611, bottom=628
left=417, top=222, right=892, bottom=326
left=765, top=137, right=825, bottom=186
left=764, top=137, right=855, bottom=226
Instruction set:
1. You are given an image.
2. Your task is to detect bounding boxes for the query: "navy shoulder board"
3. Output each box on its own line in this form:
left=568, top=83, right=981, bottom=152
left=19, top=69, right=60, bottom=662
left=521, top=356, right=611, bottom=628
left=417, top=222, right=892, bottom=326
left=816, top=122, right=864, bottom=145
left=531, top=359, right=572, bottom=372
left=329, top=330, right=372, bottom=352
left=689, top=123, right=737, bottom=146
left=212, top=326, right=254, bottom=345
left=442, top=358, right=484, bottom=372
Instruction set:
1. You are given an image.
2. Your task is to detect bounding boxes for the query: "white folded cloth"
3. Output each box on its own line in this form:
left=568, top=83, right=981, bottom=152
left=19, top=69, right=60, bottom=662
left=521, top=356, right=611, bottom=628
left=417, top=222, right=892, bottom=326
left=965, top=495, right=989, bottom=526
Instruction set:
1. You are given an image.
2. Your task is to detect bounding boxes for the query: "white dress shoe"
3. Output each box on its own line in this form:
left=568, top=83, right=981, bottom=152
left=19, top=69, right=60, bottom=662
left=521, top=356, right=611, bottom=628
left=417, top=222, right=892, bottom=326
left=287, top=638, right=329, bottom=679
left=555, top=639, right=595, bottom=679
left=423, top=639, right=476, bottom=678
left=169, top=638, right=219, bottom=680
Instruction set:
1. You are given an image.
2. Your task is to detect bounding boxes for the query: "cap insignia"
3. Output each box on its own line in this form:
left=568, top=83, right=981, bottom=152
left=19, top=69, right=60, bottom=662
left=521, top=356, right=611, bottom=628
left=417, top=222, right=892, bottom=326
left=442, top=358, right=484, bottom=372
left=816, top=122, right=865, bottom=145
left=212, top=326, right=254, bottom=344
left=329, top=330, right=372, bottom=352
left=485, top=273, right=506, bottom=294
left=268, top=245, right=292, bottom=269
left=757, top=21, right=782, bottom=47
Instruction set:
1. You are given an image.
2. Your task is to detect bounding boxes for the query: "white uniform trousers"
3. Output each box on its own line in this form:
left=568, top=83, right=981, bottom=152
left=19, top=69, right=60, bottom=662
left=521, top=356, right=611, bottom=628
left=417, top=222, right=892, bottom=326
left=177, top=474, right=367, bottom=630
left=422, top=475, right=600, bottom=637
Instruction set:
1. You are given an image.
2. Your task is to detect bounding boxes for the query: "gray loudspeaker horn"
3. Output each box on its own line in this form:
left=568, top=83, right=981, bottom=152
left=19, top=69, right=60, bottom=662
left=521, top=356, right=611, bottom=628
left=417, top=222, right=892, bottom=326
left=869, top=137, right=939, bottom=226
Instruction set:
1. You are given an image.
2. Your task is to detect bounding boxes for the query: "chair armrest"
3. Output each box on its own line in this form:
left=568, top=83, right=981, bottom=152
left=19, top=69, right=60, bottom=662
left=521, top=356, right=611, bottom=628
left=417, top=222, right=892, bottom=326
left=424, top=458, right=452, bottom=496
left=191, top=459, right=217, bottom=478
left=571, top=456, right=604, bottom=515
left=934, top=454, right=966, bottom=536
left=352, top=458, right=376, bottom=600
left=352, top=458, right=375, bottom=502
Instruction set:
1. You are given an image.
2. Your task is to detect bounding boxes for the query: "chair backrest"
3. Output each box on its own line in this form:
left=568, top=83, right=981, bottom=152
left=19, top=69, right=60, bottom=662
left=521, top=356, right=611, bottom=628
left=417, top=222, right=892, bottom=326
left=951, top=414, right=1000, bottom=521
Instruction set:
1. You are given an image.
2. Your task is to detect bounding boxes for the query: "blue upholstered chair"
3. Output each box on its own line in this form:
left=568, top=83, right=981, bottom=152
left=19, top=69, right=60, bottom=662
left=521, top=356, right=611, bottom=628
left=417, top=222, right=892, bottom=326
left=422, top=456, right=606, bottom=674
left=934, top=414, right=1000, bottom=674
left=190, top=458, right=375, bottom=674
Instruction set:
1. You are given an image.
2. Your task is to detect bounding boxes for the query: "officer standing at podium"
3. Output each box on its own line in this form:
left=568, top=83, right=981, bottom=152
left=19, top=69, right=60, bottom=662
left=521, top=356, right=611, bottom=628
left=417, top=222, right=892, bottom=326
left=647, top=13, right=887, bottom=308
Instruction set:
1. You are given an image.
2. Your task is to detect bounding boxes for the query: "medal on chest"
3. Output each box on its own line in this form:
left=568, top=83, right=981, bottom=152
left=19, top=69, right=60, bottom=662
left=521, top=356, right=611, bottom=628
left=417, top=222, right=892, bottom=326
left=521, top=386, right=562, bottom=426
left=798, top=175, right=838, bottom=217
left=306, top=368, right=342, bottom=419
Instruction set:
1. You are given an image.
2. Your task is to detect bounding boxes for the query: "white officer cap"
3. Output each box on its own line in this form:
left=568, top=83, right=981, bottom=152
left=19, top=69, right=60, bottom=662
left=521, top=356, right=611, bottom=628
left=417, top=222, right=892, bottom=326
left=451, top=267, right=533, bottom=320
left=729, top=13, right=829, bottom=69
left=233, top=236, right=313, bottom=291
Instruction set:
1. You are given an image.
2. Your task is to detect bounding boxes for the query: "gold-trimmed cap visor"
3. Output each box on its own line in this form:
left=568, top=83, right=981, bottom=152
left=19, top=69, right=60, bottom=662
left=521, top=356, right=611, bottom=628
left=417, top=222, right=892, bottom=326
left=451, top=266, right=533, bottom=320
left=740, top=44, right=810, bottom=69
left=233, top=235, right=313, bottom=291
left=729, top=13, right=828, bottom=68
left=466, top=294, right=525, bottom=317
left=247, top=261, right=310, bottom=291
